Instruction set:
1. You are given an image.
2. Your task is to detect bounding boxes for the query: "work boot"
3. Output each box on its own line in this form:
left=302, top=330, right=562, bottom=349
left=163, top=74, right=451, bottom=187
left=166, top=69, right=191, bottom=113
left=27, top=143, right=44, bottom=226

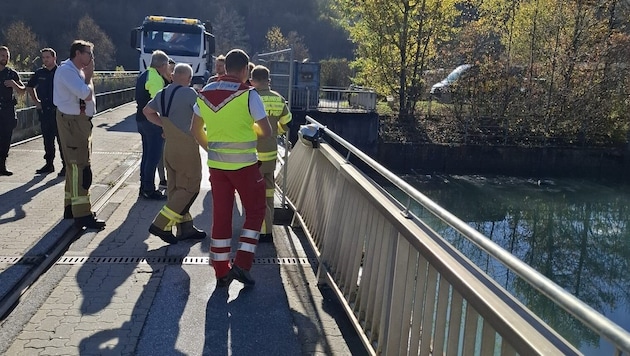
left=149, top=224, right=178, bottom=244
left=216, top=273, right=233, bottom=288
left=177, top=221, right=206, bottom=240
left=139, top=189, right=167, bottom=200
left=0, top=161, right=12, bottom=176
left=229, top=265, right=255, bottom=286
left=36, top=162, right=54, bottom=174
left=258, top=233, right=273, bottom=243
left=64, top=205, right=73, bottom=219
left=74, top=213, right=106, bottom=230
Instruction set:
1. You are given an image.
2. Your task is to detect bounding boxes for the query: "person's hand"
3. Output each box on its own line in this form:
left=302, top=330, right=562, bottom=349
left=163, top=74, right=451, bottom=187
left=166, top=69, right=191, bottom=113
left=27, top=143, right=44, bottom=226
left=35, top=100, right=42, bottom=109
left=3, top=80, right=15, bottom=88
left=83, top=60, right=95, bottom=82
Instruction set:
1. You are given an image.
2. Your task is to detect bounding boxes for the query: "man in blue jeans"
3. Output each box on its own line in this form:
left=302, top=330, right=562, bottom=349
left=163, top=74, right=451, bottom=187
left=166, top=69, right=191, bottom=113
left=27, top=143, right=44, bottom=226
left=135, top=50, right=171, bottom=200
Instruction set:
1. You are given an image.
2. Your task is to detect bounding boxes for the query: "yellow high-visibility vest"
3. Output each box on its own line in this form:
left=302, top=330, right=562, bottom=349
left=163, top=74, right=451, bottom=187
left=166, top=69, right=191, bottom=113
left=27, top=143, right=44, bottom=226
left=256, top=88, right=292, bottom=162
left=197, top=87, right=258, bottom=170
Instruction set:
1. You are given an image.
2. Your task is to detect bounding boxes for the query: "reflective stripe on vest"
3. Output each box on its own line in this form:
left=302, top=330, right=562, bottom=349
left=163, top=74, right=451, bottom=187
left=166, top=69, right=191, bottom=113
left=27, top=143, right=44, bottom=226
left=257, top=150, right=278, bottom=162
left=197, top=89, right=258, bottom=170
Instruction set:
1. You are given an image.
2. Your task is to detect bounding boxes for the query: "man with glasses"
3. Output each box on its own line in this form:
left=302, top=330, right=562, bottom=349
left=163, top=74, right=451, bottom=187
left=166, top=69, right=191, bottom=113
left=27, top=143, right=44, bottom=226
left=53, top=40, right=105, bottom=230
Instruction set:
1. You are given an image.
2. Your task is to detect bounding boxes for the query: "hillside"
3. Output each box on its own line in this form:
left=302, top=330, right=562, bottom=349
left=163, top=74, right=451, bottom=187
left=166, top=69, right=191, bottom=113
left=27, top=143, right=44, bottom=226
left=0, top=0, right=352, bottom=70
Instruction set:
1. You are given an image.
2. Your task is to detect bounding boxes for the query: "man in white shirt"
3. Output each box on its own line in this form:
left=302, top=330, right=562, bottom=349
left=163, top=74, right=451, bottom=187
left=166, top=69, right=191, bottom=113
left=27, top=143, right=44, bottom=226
left=53, top=40, right=105, bottom=230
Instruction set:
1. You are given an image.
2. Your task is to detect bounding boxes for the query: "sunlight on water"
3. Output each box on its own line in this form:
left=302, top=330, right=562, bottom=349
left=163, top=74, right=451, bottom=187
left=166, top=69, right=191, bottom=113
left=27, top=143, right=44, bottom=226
left=385, top=175, right=630, bottom=355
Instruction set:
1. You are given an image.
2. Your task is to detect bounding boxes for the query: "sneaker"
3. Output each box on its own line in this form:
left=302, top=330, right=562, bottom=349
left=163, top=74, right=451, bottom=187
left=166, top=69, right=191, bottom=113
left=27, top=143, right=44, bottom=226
left=258, top=233, right=273, bottom=243
left=0, top=169, right=13, bottom=176
left=229, top=265, right=255, bottom=286
left=158, top=180, right=167, bottom=189
left=139, top=190, right=167, bottom=200
left=57, top=166, right=66, bottom=177
left=36, top=163, right=54, bottom=174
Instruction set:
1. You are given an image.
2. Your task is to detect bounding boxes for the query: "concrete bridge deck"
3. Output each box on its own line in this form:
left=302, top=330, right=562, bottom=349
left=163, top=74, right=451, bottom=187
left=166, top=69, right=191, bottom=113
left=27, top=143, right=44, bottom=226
left=0, top=103, right=365, bottom=355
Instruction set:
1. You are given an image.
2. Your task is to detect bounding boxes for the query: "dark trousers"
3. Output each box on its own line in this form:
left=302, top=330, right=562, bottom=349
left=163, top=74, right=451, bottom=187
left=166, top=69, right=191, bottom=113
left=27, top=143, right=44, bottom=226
left=0, top=108, right=17, bottom=162
left=137, top=119, right=164, bottom=193
left=39, top=108, right=64, bottom=164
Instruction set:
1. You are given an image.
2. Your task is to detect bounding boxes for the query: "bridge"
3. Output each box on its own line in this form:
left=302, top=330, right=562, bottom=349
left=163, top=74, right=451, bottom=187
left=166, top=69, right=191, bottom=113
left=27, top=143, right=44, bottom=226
left=0, top=77, right=629, bottom=355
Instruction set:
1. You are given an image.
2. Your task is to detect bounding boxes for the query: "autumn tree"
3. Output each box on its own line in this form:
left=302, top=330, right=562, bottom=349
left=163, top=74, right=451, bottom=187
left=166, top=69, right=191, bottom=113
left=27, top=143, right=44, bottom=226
left=212, top=6, right=250, bottom=55
left=320, top=58, right=352, bottom=87
left=74, top=15, right=116, bottom=70
left=1, top=21, right=40, bottom=70
left=263, top=27, right=309, bottom=61
left=333, top=0, right=461, bottom=117
left=470, top=0, right=630, bottom=145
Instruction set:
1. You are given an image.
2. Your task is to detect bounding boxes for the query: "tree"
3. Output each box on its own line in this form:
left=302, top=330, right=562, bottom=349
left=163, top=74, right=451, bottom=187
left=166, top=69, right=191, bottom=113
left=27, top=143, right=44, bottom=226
left=263, top=27, right=310, bottom=61
left=212, top=6, right=250, bottom=55
left=333, top=0, right=461, bottom=117
left=285, top=31, right=310, bottom=61
left=264, top=27, right=289, bottom=57
left=74, top=15, right=116, bottom=70
left=1, top=21, right=40, bottom=71
left=320, top=58, right=352, bottom=87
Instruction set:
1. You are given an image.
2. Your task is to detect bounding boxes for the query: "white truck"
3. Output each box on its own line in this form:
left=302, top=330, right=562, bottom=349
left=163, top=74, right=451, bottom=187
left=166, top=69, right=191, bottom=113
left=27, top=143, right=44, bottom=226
left=131, top=15, right=215, bottom=89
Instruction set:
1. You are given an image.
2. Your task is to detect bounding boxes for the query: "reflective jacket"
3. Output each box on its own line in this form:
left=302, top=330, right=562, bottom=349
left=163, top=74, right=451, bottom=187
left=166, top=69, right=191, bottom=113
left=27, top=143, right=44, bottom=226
left=197, top=79, right=258, bottom=170
left=256, top=87, right=292, bottom=162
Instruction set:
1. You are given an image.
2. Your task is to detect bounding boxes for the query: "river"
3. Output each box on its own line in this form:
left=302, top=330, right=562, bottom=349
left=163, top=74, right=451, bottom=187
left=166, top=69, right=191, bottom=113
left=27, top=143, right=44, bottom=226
left=386, top=174, right=630, bottom=355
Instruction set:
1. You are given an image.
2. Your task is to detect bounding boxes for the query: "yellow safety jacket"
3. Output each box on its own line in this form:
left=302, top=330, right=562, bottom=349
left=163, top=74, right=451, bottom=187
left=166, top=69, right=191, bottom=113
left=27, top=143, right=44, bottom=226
left=256, top=87, right=292, bottom=162
left=197, top=78, right=258, bottom=170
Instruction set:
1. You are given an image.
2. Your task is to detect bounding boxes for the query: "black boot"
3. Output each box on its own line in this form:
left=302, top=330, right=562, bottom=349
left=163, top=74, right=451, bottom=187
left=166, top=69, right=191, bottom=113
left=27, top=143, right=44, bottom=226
left=36, top=162, right=54, bottom=174
left=149, top=224, right=178, bottom=244
left=0, top=159, right=12, bottom=176
left=74, top=213, right=106, bottom=230
left=177, top=221, right=206, bottom=240
left=64, top=205, right=73, bottom=219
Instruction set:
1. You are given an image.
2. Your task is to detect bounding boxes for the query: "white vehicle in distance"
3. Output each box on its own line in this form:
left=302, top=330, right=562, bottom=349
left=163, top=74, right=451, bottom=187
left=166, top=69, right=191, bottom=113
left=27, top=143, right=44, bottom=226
left=429, top=64, right=473, bottom=103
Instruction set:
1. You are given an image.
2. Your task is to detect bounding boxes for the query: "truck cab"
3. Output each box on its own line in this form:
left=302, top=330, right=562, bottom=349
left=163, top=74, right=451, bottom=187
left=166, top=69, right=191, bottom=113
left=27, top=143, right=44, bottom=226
left=131, top=16, right=215, bottom=89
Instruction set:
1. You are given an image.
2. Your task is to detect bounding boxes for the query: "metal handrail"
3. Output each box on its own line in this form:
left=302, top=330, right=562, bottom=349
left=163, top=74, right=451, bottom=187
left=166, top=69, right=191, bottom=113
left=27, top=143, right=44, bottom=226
left=304, top=115, right=630, bottom=354
left=18, top=70, right=139, bottom=76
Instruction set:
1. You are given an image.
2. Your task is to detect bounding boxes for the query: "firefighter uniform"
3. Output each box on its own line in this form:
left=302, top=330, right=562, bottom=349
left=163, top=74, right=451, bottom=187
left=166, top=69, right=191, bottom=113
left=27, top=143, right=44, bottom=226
left=255, top=87, right=292, bottom=241
left=0, top=66, right=20, bottom=175
left=146, top=84, right=205, bottom=243
left=195, top=75, right=267, bottom=281
left=53, top=56, right=103, bottom=229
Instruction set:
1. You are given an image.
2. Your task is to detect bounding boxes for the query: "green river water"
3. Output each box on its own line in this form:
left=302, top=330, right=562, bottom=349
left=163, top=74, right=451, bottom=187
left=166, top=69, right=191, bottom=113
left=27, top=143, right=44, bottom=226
left=386, top=174, right=630, bottom=355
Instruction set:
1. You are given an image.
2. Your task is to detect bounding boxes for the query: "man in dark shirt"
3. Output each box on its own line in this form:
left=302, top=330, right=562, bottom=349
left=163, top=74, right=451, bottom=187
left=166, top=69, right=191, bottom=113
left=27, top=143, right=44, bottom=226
left=26, top=48, right=64, bottom=176
left=135, top=50, right=171, bottom=200
left=0, top=46, right=26, bottom=176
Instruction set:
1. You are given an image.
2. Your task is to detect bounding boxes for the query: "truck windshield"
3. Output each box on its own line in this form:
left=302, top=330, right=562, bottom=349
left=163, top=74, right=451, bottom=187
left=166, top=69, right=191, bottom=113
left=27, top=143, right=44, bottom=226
left=142, top=24, right=202, bottom=57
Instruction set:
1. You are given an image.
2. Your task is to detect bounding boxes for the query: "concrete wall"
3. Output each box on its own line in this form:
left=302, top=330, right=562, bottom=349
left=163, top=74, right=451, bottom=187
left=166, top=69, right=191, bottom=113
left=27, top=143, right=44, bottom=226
left=378, top=142, right=630, bottom=180
left=288, top=110, right=379, bottom=156
left=12, top=88, right=135, bottom=143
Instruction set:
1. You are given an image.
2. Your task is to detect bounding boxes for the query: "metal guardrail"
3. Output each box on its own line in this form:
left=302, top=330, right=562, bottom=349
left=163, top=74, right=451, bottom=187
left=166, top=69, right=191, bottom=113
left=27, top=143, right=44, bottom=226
left=270, top=85, right=378, bottom=112
left=278, top=116, right=630, bottom=355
